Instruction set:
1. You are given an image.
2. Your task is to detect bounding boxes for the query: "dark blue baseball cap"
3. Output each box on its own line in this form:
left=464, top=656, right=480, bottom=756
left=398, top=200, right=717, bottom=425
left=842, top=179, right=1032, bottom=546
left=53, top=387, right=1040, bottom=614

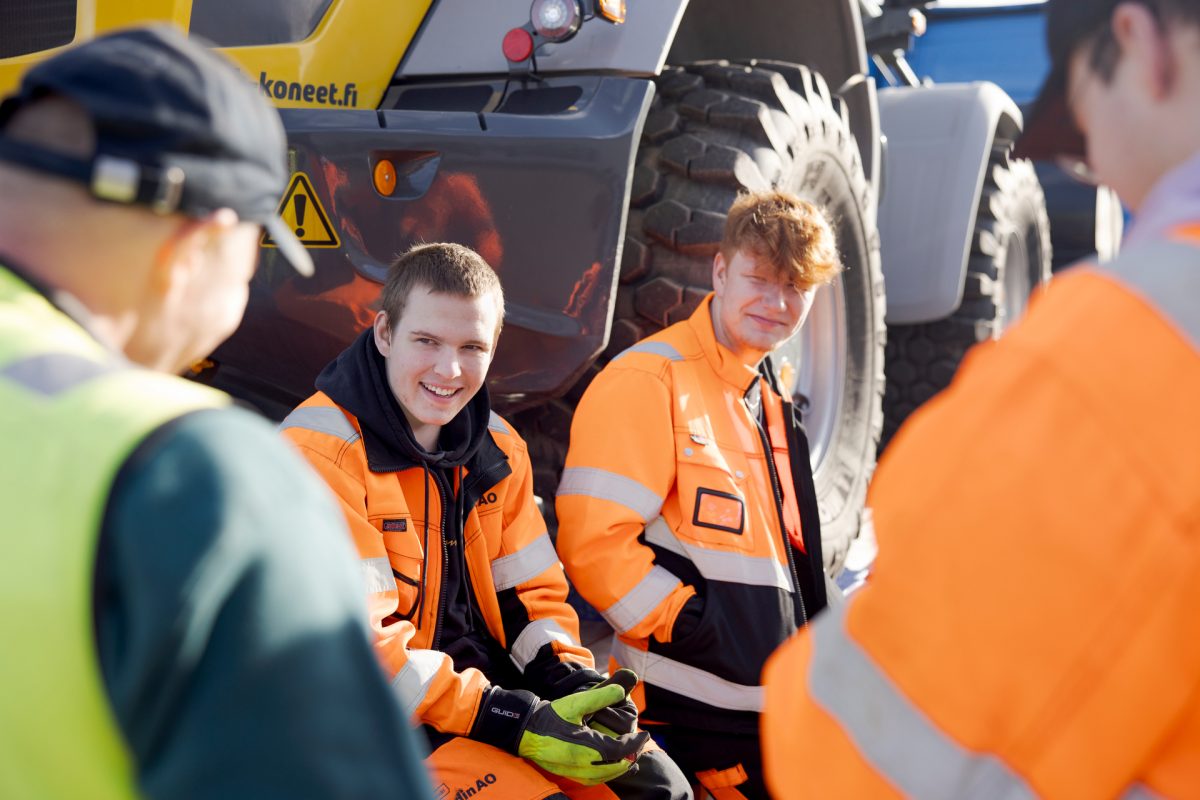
left=0, top=24, right=313, bottom=275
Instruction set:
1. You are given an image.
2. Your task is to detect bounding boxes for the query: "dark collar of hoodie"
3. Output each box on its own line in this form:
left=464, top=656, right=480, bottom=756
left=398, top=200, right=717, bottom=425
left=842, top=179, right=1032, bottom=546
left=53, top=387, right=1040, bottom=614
left=314, top=327, right=504, bottom=477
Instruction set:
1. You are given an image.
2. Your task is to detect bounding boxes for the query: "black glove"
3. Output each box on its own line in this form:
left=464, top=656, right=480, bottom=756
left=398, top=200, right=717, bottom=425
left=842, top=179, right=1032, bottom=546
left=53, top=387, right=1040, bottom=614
left=582, top=671, right=639, bottom=735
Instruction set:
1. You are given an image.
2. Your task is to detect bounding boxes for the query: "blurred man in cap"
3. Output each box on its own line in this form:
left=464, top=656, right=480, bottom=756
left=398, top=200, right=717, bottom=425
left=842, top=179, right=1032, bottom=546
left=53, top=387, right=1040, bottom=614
left=0, top=25, right=432, bottom=798
left=760, top=2, right=1200, bottom=797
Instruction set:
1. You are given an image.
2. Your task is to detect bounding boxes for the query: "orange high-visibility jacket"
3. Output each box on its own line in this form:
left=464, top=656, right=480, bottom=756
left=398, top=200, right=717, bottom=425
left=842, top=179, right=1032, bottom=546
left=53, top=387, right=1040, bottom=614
left=763, top=231, right=1200, bottom=799
left=282, top=392, right=592, bottom=737
left=557, top=294, right=827, bottom=736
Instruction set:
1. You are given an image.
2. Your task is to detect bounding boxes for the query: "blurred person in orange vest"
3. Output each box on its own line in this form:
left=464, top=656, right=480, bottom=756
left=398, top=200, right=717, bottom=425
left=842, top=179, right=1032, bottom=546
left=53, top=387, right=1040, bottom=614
left=557, top=191, right=841, bottom=799
left=762, top=2, right=1200, bottom=797
left=280, top=242, right=692, bottom=800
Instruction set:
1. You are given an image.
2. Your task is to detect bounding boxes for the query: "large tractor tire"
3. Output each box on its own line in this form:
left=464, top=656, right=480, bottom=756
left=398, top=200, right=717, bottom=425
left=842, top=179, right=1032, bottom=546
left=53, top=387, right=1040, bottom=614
left=599, top=60, right=886, bottom=573
left=882, top=154, right=1052, bottom=448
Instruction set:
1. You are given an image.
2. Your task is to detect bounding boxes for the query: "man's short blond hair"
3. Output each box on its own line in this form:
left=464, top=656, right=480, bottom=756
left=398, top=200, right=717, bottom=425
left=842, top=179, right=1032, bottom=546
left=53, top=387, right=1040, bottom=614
left=720, top=190, right=842, bottom=286
left=379, top=242, right=504, bottom=336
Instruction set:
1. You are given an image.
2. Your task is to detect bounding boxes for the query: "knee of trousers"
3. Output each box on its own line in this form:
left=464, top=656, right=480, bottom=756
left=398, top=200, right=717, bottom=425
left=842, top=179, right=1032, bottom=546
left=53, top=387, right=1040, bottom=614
left=427, top=736, right=568, bottom=800
left=604, top=748, right=695, bottom=800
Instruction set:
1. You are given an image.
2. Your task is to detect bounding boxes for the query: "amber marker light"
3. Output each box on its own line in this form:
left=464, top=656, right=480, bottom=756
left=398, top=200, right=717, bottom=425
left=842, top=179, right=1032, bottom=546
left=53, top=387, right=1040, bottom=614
left=597, top=0, right=626, bottom=24
left=374, top=159, right=397, bottom=196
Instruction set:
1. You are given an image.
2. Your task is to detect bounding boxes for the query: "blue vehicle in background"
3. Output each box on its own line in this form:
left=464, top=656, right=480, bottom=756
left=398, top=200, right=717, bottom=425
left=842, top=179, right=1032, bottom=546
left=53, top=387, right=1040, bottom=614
left=903, top=0, right=1124, bottom=271
left=861, top=0, right=1123, bottom=446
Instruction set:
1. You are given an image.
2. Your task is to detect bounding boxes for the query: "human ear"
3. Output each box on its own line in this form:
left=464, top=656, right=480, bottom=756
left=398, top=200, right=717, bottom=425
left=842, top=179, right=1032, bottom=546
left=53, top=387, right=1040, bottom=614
left=712, top=251, right=727, bottom=292
left=372, top=310, right=393, bottom=356
left=1111, top=2, right=1172, bottom=100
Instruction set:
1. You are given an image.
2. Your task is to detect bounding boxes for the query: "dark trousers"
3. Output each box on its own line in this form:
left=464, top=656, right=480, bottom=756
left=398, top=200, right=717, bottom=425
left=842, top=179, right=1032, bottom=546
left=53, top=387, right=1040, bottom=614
left=649, top=724, right=767, bottom=800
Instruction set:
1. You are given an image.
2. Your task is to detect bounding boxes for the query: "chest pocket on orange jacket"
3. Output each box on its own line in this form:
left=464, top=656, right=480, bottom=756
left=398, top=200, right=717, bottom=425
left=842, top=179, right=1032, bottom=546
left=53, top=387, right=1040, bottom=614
left=675, top=433, right=751, bottom=550
left=377, top=515, right=422, bottom=620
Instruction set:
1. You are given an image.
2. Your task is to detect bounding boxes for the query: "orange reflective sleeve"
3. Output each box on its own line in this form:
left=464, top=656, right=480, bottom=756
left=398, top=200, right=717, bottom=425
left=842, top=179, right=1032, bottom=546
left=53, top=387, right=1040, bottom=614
left=556, top=364, right=695, bottom=644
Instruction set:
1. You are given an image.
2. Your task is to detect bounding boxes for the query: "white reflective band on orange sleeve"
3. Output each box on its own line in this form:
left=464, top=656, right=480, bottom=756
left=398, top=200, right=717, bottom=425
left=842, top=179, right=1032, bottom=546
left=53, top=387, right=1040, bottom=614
left=491, top=533, right=559, bottom=592
left=612, top=341, right=684, bottom=362
left=611, top=639, right=763, bottom=712
left=510, top=618, right=576, bottom=673
left=360, top=557, right=394, bottom=594
left=488, top=410, right=508, bottom=435
left=1121, top=785, right=1165, bottom=800
left=278, top=405, right=361, bottom=444
left=645, top=516, right=793, bottom=592
left=602, top=565, right=680, bottom=634
left=392, top=649, right=444, bottom=719
left=808, top=603, right=1036, bottom=799
left=557, top=467, right=664, bottom=522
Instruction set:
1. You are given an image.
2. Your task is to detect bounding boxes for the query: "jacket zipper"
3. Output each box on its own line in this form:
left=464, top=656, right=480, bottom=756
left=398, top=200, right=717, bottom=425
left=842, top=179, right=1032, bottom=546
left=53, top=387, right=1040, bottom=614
left=754, top=415, right=808, bottom=628
left=430, top=468, right=453, bottom=651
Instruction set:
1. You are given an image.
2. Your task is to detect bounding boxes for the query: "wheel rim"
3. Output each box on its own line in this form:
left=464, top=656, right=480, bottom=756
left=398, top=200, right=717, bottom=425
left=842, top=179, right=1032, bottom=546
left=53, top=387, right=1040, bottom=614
left=1000, top=231, right=1032, bottom=329
left=773, top=273, right=847, bottom=473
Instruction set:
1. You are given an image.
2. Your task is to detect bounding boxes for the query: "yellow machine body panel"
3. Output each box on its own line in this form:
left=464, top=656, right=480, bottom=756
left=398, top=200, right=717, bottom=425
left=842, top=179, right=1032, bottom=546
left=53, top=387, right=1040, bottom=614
left=0, top=0, right=433, bottom=110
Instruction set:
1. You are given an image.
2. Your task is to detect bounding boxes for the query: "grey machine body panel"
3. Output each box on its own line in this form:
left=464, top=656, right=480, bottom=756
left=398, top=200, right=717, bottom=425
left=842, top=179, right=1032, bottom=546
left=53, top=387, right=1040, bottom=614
left=398, top=0, right=881, bottom=196
left=876, top=81, right=1022, bottom=324
left=212, top=77, right=653, bottom=416
left=398, top=0, right=689, bottom=78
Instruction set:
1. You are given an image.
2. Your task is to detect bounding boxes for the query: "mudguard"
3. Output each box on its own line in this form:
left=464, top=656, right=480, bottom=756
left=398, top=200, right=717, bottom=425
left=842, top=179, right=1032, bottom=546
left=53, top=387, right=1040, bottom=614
left=876, top=81, right=1022, bottom=324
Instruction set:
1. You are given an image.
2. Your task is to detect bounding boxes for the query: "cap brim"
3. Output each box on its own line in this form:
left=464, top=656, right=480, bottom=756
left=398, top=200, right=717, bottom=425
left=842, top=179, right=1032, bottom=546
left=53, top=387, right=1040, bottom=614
left=1014, top=61, right=1086, bottom=162
left=263, top=215, right=314, bottom=277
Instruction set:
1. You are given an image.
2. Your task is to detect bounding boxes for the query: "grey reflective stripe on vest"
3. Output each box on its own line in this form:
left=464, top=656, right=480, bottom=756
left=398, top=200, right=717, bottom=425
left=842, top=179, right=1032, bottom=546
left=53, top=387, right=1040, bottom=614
left=488, top=411, right=508, bottom=435
left=557, top=467, right=664, bottom=522
left=602, top=565, right=680, bottom=634
left=1121, top=784, right=1166, bottom=800
left=392, top=649, right=444, bottom=719
left=645, top=516, right=794, bottom=592
left=611, top=639, right=764, bottom=712
left=612, top=341, right=684, bottom=362
left=509, top=618, right=576, bottom=673
left=808, top=603, right=1036, bottom=799
left=360, top=557, right=394, bottom=594
left=278, top=405, right=361, bottom=444
left=1102, top=239, right=1200, bottom=351
left=0, top=352, right=117, bottom=396
left=491, top=533, right=558, bottom=592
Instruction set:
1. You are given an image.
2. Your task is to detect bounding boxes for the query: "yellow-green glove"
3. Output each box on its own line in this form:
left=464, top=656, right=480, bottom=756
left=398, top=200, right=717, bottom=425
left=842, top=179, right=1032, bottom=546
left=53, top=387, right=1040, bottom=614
left=518, top=671, right=649, bottom=785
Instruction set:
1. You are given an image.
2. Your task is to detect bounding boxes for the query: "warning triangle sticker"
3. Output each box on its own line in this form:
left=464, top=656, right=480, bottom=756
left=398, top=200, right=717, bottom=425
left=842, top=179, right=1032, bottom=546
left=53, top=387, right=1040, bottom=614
left=261, top=172, right=340, bottom=249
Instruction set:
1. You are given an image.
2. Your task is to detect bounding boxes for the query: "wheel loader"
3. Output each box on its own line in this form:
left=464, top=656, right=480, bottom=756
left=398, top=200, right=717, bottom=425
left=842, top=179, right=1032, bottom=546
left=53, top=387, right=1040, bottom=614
left=0, top=0, right=1055, bottom=572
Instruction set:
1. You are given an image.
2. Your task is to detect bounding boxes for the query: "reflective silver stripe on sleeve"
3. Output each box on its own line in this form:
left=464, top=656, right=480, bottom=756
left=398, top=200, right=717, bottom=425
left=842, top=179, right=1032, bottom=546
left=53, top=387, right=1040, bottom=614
left=1103, top=240, right=1200, bottom=351
left=491, top=534, right=559, bottom=592
left=808, top=603, right=1036, bottom=799
left=644, top=516, right=793, bottom=592
left=392, top=649, right=444, bottom=719
left=509, top=618, right=576, bottom=673
left=1120, top=784, right=1165, bottom=800
left=611, top=639, right=763, bottom=712
left=0, top=352, right=116, bottom=396
left=488, top=411, right=508, bottom=435
left=360, top=557, right=394, bottom=594
left=602, top=566, right=680, bottom=634
left=278, top=405, right=361, bottom=444
left=557, top=467, right=664, bottom=522
left=612, top=341, right=685, bottom=362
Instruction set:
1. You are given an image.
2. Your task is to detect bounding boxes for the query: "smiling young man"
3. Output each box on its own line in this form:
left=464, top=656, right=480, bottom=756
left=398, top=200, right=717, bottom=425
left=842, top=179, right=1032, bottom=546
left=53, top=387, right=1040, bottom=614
left=556, top=191, right=842, bottom=799
left=281, top=243, right=691, bottom=800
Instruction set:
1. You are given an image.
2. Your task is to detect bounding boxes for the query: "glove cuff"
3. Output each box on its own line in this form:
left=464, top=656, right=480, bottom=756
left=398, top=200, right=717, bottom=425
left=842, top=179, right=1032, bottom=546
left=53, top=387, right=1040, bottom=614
left=470, top=687, right=539, bottom=754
